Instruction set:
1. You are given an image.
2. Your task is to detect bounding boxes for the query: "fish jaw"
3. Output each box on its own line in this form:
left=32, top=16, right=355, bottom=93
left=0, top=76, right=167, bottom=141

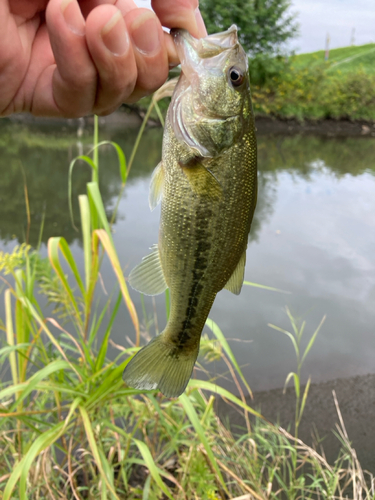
left=171, top=25, right=240, bottom=67
left=170, top=25, right=249, bottom=120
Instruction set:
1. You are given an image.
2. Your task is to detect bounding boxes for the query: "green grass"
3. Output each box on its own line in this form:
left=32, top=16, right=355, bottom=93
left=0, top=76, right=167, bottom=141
left=292, top=43, right=375, bottom=75
left=1, top=89, right=375, bottom=499
left=248, top=43, right=375, bottom=120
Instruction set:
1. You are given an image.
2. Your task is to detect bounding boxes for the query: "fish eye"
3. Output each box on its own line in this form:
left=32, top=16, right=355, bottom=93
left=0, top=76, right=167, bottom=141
left=228, top=67, right=244, bottom=87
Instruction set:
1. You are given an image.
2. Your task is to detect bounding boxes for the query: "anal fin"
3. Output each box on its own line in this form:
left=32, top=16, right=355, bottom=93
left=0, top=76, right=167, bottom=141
left=129, top=244, right=167, bottom=296
left=224, top=249, right=246, bottom=295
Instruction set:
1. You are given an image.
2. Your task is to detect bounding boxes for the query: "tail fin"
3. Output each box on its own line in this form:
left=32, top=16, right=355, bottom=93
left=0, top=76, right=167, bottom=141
left=123, top=335, right=199, bottom=398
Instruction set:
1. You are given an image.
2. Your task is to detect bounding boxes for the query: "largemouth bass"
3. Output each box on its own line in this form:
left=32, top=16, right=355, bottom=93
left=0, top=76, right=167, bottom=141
left=123, top=25, right=257, bottom=398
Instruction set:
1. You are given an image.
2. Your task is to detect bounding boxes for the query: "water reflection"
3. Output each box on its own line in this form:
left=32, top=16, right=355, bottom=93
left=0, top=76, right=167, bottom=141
left=0, top=120, right=163, bottom=246
left=0, top=118, right=374, bottom=398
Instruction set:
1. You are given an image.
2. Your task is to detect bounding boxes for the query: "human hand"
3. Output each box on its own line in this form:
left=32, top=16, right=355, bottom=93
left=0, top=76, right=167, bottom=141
left=0, top=0, right=207, bottom=117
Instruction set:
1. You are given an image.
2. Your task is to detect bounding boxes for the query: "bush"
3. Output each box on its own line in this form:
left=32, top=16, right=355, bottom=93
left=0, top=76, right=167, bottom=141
left=251, top=64, right=375, bottom=120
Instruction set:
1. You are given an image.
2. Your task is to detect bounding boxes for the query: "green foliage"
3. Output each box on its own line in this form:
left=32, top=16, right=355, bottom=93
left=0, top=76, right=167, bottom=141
left=250, top=43, right=375, bottom=119
left=200, top=0, right=298, bottom=95
left=252, top=64, right=375, bottom=120
left=292, top=43, right=375, bottom=75
left=269, top=308, right=325, bottom=440
left=0, top=243, right=31, bottom=275
left=200, top=0, right=298, bottom=56
left=249, top=53, right=290, bottom=86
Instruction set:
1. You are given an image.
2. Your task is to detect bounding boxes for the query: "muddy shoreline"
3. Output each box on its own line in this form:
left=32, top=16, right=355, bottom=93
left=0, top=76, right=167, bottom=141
left=8, top=110, right=375, bottom=137
left=255, top=115, right=375, bottom=137
left=216, top=373, right=375, bottom=474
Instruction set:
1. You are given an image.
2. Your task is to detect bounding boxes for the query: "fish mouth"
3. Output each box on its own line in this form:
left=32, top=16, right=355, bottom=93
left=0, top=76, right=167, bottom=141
left=171, top=25, right=239, bottom=69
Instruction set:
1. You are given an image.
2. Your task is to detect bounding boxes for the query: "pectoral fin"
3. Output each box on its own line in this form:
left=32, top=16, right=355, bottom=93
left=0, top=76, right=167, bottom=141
left=149, top=162, right=164, bottom=211
left=180, top=159, right=222, bottom=200
left=224, top=249, right=246, bottom=295
left=129, top=245, right=168, bottom=296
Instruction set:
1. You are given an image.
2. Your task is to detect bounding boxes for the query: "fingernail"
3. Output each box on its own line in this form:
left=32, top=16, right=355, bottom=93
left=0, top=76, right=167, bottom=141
left=195, top=8, right=207, bottom=37
left=131, top=12, right=160, bottom=55
left=101, top=10, right=129, bottom=56
left=61, top=0, right=85, bottom=36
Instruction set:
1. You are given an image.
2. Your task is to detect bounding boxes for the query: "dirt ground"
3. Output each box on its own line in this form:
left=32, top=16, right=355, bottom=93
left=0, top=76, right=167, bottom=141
left=255, top=115, right=375, bottom=137
left=216, top=373, right=375, bottom=474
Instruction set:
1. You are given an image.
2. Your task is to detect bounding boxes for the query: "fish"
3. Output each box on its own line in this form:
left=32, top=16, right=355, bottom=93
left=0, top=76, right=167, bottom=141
left=123, top=25, right=257, bottom=398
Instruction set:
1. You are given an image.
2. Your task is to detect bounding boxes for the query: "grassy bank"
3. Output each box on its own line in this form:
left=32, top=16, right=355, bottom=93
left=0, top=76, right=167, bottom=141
left=251, top=43, right=375, bottom=121
left=1, top=99, right=375, bottom=498
left=136, top=43, right=375, bottom=123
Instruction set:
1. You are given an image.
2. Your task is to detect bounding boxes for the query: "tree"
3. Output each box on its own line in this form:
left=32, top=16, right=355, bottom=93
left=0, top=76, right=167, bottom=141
left=200, top=0, right=299, bottom=56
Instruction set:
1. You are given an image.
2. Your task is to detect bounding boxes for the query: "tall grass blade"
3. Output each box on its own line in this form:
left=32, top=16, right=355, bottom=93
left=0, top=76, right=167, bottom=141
left=301, top=315, right=326, bottom=365
left=68, top=154, right=98, bottom=230
left=243, top=281, right=291, bottom=294
left=79, top=405, right=120, bottom=500
left=179, top=393, right=228, bottom=494
left=93, top=229, right=139, bottom=345
left=0, top=343, right=30, bottom=363
left=268, top=323, right=299, bottom=359
left=94, top=141, right=127, bottom=184
left=3, top=397, right=80, bottom=500
left=87, top=182, right=113, bottom=243
left=3, top=422, right=64, bottom=500
left=133, top=439, right=174, bottom=500
left=127, top=105, right=154, bottom=175
left=18, top=297, right=81, bottom=378
left=98, top=447, right=116, bottom=500
left=1, top=359, right=72, bottom=411
left=79, top=194, right=92, bottom=291
left=48, top=237, right=84, bottom=326
left=5, top=289, right=18, bottom=387
left=95, top=291, right=122, bottom=371
left=283, top=371, right=298, bottom=396
left=205, top=318, right=252, bottom=397
left=188, top=380, right=264, bottom=419
left=88, top=295, right=112, bottom=347
left=93, top=114, right=99, bottom=179
left=298, top=376, right=311, bottom=425
left=142, top=474, right=152, bottom=500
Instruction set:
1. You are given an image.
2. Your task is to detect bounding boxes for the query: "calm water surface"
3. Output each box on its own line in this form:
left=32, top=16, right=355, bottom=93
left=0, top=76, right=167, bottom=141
left=1, top=117, right=374, bottom=395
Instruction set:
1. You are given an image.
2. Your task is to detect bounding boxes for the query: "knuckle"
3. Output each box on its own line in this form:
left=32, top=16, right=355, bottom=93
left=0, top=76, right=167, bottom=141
left=138, top=66, right=169, bottom=94
left=62, top=71, right=95, bottom=93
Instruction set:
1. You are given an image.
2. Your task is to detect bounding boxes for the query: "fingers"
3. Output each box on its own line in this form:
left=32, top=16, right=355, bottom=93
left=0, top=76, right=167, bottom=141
left=85, top=6, right=169, bottom=111
left=152, top=0, right=207, bottom=38
left=26, top=0, right=207, bottom=117
left=41, top=0, right=170, bottom=116
left=36, top=0, right=97, bottom=116
left=85, top=5, right=137, bottom=114
left=0, top=1, right=42, bottom=115
left=123, top=8, right=169, bottom=103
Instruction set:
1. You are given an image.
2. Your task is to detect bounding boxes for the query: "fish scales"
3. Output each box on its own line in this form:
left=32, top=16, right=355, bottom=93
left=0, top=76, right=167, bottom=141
left=123, top=25, right=257, bottom=397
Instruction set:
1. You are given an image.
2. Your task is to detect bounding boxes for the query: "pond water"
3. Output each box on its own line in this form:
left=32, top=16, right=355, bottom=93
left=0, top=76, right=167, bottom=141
left=1, top=117, right=375, bottom=466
